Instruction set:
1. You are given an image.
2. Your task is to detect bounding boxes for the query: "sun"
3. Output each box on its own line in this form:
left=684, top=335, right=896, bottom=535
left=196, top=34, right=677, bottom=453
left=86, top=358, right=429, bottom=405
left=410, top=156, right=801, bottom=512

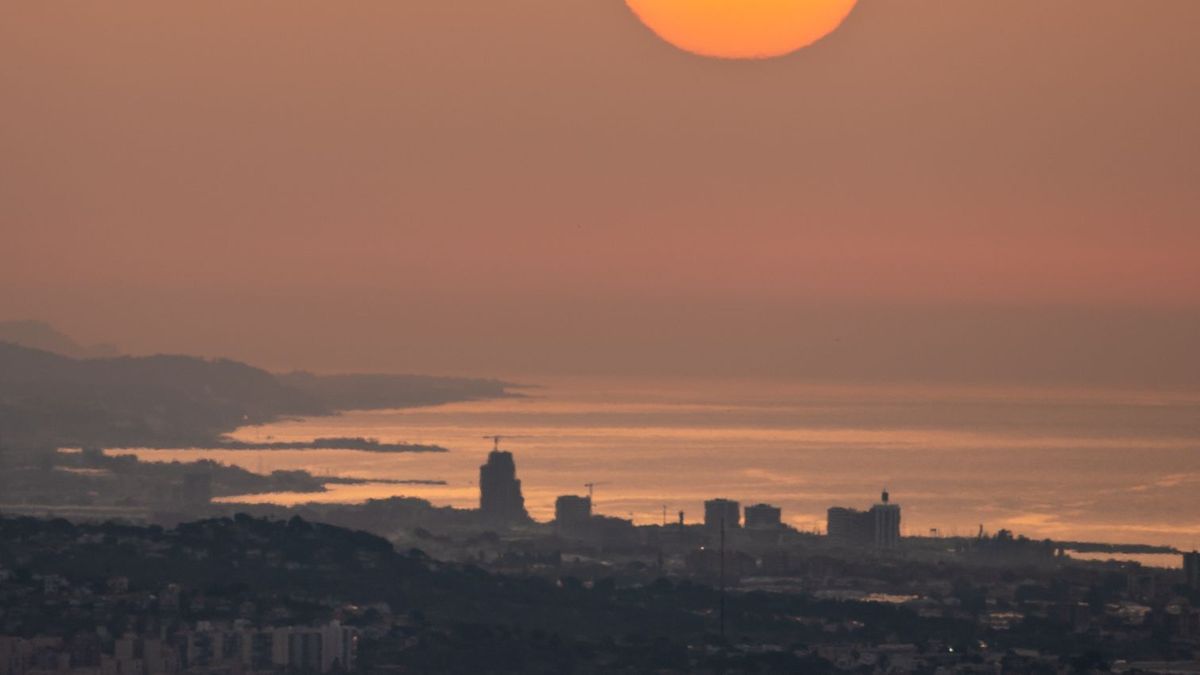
left=625, top=0, right=858, bottom=60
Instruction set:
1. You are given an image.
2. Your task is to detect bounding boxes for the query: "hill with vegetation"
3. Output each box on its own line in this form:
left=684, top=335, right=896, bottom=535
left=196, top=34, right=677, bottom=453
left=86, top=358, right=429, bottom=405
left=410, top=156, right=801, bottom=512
left=0, top=341, right=511, bottom=449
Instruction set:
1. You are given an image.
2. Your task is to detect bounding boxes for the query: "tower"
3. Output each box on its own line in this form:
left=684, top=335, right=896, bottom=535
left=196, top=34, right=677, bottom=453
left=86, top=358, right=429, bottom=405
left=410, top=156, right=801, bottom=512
left=705, top=499, right=741, bottom=532
left=479, top=448, right=529, bottom=524
left=870, top=490, right=901, bottom=549
left=744, top=503, right=783, bottom=529
left=555, top=495, right=592, bottom=530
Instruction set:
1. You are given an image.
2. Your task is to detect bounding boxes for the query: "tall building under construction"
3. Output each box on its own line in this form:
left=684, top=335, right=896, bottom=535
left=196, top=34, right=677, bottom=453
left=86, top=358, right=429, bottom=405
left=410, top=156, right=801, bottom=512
left=479, top=448, right=529, bottom=524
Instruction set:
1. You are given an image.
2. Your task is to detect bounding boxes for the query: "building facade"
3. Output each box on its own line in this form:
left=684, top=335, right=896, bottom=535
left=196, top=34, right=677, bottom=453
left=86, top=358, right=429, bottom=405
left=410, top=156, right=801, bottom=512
left=871, top=508, right=901, bottom=548
left=704, top=499, right=741, bottom=531
left=828, top=491, right=902, bottom=549
left=827, top=507, right=873, bottom=546
left=744, top=503, right=782, bottom=529
left=555, top=495, right=592, bottom=529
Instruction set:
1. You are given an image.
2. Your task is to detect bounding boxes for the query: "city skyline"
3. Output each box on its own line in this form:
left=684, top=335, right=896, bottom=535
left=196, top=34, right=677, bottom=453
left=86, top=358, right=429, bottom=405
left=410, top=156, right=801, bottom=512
left=2, top=3, right=1198, bottom=670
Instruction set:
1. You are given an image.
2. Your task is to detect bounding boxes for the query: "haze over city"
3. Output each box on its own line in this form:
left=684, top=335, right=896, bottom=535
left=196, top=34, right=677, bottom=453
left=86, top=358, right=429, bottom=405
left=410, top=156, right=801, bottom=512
left=2, top=2, right=1200, bottom=672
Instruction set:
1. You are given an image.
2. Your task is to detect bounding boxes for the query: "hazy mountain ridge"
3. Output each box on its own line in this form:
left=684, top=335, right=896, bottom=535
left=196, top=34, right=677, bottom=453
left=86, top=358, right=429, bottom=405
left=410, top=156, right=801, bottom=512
left=0, top=320, right=119, bottom=359
left=0, top=339, right=512, bottom=450
left=0, top=342, right=324, bottom=448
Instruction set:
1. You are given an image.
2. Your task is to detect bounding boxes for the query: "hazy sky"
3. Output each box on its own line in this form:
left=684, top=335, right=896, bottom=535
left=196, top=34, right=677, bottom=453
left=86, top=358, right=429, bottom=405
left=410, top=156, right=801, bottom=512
left=2, top=1, right=1198, bottom=385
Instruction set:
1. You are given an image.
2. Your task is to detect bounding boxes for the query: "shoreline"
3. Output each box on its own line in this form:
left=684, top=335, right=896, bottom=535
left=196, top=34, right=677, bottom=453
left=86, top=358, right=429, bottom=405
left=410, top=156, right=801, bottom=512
left=208, top=437, right=447, bottom=453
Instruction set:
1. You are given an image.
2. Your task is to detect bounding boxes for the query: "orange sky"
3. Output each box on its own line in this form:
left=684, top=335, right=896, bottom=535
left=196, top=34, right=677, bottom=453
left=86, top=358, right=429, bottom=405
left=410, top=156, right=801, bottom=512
left=1, top=1, right=1198, bottom=384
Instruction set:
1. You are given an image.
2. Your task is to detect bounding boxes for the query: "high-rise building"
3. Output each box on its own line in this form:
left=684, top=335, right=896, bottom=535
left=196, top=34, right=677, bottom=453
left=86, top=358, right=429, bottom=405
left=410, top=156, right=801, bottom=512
left=744, top=503, right=782, bottom=529
left=319, top=621, right=356, bottom=673
left=827, top=491, right=902, bottom=549
left=479, top=450, right=529, bottom=523
left=555, top=495, right=592, bottom=529
left=1185, top=551, right=1199, bottom=590
left=270, top=623, right=356, bottom=673
left=704, top=498, right=740, bottom=531
left=870, top=491, right=901, bottom=549
left=240, top=631, right=274, bottom=670
left=827, top=507, right=873, bottom=545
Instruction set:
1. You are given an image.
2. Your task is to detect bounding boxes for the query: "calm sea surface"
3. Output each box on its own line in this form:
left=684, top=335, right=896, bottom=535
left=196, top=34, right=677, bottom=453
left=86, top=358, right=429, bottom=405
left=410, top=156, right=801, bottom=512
left=130, top=377, right=1200, bottom=554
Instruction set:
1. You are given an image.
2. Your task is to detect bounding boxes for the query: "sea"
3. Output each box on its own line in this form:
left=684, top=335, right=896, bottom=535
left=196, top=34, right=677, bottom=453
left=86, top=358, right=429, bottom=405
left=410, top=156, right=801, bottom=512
left=128, top=376, right=1200, bottom=565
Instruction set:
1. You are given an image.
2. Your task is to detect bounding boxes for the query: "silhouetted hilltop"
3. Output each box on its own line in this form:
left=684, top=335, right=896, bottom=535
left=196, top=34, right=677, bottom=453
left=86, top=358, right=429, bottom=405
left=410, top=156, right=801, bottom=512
left=0, top=342, right=323, bottom=447
left=0, top=320, right=119, bottom=359
left=0, top=342, right=512, bottom=449
left=0, top=514, right=420, bottom=596
left=278, top=371, right=514, bottom=411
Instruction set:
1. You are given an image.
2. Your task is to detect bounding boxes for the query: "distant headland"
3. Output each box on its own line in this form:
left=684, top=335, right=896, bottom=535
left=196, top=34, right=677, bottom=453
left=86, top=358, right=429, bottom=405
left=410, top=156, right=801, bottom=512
left=0, top=326, right=517, bottom=452
left=193, top=436, right=448, bottom=453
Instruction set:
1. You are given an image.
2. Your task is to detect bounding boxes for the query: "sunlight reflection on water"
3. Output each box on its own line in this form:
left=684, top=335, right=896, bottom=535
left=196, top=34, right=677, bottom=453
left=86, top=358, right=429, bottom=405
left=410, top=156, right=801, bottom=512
left=127, top=377, right=1200, bottom=552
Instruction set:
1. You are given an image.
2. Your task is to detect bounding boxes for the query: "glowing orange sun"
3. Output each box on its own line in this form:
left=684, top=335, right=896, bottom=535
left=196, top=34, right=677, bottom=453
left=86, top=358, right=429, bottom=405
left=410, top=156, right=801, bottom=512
left=625, top=0, right=858, bottom=60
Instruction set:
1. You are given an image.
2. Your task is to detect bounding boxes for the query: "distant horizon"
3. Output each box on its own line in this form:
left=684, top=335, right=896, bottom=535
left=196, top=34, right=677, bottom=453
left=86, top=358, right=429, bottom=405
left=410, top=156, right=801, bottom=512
left=3, top=309, right=1198, bottom=393
left=3, top=3, right=1198, bottom=669
left=5, top=1, right=1199, bottom=391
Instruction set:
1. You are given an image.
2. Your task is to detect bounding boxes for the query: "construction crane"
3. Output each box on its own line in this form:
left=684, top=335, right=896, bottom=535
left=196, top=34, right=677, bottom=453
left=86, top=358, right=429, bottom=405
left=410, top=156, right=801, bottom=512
left=584, top=481, right=608, bottom=500
left=481, top=435, right=533, bottom=452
